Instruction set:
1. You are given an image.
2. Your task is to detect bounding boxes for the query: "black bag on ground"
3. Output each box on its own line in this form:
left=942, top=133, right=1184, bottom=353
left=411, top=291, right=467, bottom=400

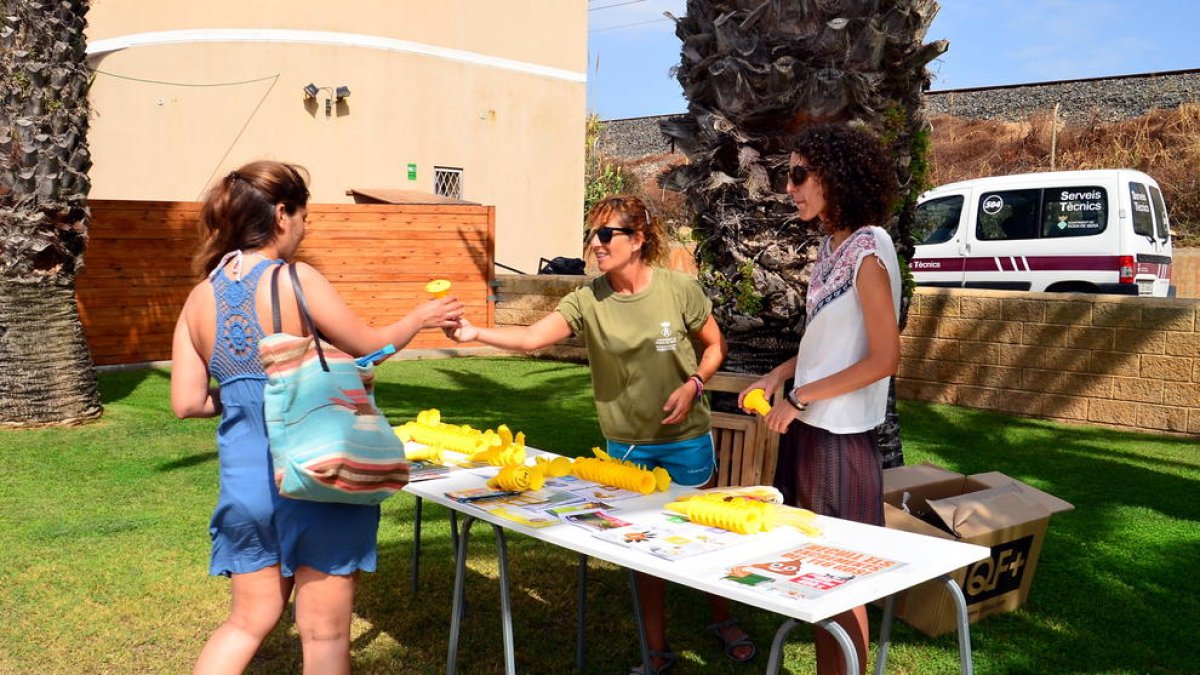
left=538, top=257, right=586, bottom=275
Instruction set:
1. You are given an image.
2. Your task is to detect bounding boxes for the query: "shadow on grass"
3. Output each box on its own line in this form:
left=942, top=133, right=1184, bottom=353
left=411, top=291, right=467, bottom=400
left=896, top=401, right=1200, bottom=674
left=99, top=368, right=168, bottom=404
left=157, top=451, right=219, bottom=471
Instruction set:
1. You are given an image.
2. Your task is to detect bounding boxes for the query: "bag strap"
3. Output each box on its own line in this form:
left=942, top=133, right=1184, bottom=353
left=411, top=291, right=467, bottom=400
left=268, top=263, right=329, bottom=372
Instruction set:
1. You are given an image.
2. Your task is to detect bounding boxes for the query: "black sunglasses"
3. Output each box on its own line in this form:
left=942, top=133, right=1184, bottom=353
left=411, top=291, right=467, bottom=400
left=589, top=226, right=637, bottom=244
left=789, top=164, right=815, bottom=186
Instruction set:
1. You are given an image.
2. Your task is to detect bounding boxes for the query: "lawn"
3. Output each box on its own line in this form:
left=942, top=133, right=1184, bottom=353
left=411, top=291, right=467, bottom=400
left=1, top=356, right=1196, bottom=674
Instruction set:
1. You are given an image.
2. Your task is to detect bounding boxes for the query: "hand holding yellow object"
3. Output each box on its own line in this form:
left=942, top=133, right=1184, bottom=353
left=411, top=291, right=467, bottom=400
left=425, top=279, right=452, bottom=298
left=742, top=388, right=772, bottom=416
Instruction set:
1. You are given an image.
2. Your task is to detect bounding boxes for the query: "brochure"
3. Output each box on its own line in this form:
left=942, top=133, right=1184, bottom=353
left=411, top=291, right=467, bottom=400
left=592, top=517, right=743, bottom=560
left=408, top=460, right=452, bottom=482
left=720, top=542, right=904, bottom=601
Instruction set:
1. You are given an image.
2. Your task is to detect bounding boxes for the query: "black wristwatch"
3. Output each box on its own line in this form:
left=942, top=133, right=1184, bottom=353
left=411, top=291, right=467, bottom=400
left=785, top=389, right=808, bottom=412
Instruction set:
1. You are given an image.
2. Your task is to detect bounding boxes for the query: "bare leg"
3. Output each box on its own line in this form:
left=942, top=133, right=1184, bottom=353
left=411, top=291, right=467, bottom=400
left=815, top=605, right=869, bottom=675
left=193, top=565, right=293, bottom=675
left=705, top=594, right=755, bottom=661
left=293, top=567, right=356, bottom=675
left=634, top=572, right=672, bottom=671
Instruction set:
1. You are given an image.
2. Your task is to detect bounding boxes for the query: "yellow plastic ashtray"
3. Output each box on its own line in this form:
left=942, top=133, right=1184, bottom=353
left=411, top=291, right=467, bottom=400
left=425, top=279, right=452, bottom=298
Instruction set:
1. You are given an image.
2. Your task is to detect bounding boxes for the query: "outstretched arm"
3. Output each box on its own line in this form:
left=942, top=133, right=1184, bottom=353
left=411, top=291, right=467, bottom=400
left=447, top=311, right=574, bottom=352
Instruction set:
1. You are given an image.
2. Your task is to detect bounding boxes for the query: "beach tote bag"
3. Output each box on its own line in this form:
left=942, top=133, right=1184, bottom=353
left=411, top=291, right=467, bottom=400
left=258, top=263, right=408, bottom=504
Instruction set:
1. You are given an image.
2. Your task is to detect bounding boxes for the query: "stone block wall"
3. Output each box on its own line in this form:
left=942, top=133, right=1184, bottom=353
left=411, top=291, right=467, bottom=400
left=899, top=288, right=1200, bottom=435
left=496, top=275, right=1200, bottom=436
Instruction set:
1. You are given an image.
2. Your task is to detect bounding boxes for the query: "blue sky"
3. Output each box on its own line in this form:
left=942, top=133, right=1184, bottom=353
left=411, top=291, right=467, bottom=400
left=587, top=0, right=1200, bottom=120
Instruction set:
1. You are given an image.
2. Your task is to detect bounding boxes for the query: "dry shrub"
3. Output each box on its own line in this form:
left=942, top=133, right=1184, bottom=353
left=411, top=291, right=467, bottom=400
left=930, top=105, right=1200, bottom=245
left=622, top=153, right=693, bottom=240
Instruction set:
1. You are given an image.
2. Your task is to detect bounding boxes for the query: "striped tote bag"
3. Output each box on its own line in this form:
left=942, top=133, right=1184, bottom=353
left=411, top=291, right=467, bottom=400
left=258, top=264, right=408, bottom=504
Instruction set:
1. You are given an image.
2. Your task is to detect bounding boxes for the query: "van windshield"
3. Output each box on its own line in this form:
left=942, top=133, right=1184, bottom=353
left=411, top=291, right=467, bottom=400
left=914, top=195, right=964, bottom=244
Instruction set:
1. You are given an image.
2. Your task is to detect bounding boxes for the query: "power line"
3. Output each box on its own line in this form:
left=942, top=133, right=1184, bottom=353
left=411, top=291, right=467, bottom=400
left=89, top=68, right=280, bottom=87
left=589, top=0, right=647, bottom=11
left=589, top=17, right=669, bottom=33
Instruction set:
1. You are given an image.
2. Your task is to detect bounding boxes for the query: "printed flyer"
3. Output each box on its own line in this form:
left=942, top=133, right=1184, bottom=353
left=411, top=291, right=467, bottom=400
left=720, top=543, right=904, bottom=601
left=593, top=518, right=744, bottom=560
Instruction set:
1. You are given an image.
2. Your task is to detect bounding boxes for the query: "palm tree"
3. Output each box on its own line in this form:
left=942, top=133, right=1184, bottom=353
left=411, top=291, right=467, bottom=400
left=0, top=0, right=101, bottom=426
left=661, top=0, right=946, bottom=467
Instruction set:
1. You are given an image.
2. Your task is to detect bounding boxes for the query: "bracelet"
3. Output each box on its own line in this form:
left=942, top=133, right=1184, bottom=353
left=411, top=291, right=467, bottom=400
left=688, top=375, right=704, bottom=401
left=785, top=388, right=807, bottom=412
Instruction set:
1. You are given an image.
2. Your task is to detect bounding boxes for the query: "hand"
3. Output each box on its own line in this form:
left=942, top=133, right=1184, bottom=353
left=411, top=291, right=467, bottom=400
left=661, top=381, right=697, bottom=425
left=416, top=296, right=465, bottom=329
left=737, top=372, right=783, bottom=413
left=763, top=401, right=799, bottom=434
left=445, top=317, right=479, bottom=343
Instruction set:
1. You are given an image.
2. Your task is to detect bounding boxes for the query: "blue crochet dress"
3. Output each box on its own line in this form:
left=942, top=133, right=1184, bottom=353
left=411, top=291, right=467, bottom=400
left=207, top=257, right=380, bottom=577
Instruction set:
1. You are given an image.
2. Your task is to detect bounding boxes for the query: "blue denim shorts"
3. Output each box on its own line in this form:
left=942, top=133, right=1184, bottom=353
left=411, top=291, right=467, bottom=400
left=605, top=433, right=715, bottom=488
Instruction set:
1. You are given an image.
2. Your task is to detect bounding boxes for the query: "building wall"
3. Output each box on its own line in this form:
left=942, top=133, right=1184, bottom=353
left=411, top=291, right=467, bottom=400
left=85, top=1, right=586, bottom=274
left=493, top=277, right=1200, bottom=436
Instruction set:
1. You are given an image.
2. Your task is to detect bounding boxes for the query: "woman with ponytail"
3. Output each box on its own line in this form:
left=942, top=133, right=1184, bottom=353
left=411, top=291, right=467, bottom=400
left=171, top=160, right=463, bottom=674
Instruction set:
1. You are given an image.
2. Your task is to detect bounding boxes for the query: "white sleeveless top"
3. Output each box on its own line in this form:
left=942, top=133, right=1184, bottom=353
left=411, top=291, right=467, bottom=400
left=793, top=226, right=901, bottom=434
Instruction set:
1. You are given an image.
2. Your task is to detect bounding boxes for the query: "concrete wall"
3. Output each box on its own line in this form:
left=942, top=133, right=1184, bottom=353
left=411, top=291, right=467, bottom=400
left=1173, top=248, right=1200, bottom=299
left=85, top=1, right=586, bottom=274
left=494, top=276, right=1200, bottom=436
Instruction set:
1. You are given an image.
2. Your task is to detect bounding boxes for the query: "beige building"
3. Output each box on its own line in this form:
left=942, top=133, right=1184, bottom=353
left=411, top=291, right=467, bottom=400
left=85, top=1, right=587, bottom=273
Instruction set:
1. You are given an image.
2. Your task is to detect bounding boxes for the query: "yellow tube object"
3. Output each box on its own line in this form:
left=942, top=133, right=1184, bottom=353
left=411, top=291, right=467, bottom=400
left=665, top=497, right=767, bottom=534
left=487, top=465, right=545, bottom=492
left=571, top=457, right=658, bottom=494
left=403, top=444, right=443, bottom=463
left=763, top=505, right=823, bottom=537
left=533, top=456, right=573, bottom=478
left=425, top=279, right=452, bottom=298
left=743, top=388, right=772, bottom=416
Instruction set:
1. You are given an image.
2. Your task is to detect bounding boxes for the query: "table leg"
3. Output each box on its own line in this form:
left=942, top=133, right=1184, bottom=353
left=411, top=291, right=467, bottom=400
left=576, top=554, right=588, bottom=670
left=411, top=496, right=424, bottom=595
left=626, top=568, right=652, bottom=675
left=493, top=525, right=516, bottom=675
left=873, top=594, right=897, bottom=675
left=446, top=515, right=476, bottom=675
left=940, top=574, right=974, bottom=675
left=765, top=619, right=798, bottom=675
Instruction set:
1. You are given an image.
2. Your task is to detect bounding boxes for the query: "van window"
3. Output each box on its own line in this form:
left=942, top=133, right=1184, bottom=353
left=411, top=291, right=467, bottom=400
left=1129, top=183, right=1154, bottom=238
left=977, top=189, right=1039, bottom=241
left=1148, top=185, right=1170, bottom=240
left=914, top=195, right=964, bottom=244
left=1042, top=185, right=1107, bottom=238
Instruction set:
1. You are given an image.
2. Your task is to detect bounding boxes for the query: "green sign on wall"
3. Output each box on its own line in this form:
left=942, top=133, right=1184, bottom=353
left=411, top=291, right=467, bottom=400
left=407, top=163, right=417, bottom=181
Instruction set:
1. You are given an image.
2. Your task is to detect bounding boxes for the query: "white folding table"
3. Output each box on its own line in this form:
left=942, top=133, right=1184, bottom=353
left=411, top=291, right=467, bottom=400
left=405, top=452, right=988, bottom=675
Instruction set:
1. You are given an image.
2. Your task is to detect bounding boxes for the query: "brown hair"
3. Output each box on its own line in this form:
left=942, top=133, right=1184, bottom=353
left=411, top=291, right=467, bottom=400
left=585, top=195, right=668, bottom=267
left=790, top=124, right=897, bottom=232
left=193, top=160, right=310, bottom=276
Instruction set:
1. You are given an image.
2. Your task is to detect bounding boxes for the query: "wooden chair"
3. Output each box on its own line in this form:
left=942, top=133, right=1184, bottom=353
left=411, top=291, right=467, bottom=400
left=705, top=371, right=784, bottom=488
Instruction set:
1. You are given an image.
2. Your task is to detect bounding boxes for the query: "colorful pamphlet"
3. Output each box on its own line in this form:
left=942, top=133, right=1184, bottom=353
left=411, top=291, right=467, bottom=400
left=720, top=542, right=904, bottom=601
left=592, top=517, right=743, bottom=560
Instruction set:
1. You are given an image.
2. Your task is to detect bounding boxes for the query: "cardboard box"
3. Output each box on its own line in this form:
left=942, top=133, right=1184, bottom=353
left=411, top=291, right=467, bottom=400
left=881, top=462, right=1073, bottom=636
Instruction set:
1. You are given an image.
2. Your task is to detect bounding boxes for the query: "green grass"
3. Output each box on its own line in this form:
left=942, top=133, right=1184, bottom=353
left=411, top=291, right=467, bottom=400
left=1, top=356, right=1196, bottom=674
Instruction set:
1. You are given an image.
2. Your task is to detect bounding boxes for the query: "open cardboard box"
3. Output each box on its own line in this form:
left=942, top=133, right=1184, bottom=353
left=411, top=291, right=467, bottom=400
left=881, top=462, right=1073, bottom=636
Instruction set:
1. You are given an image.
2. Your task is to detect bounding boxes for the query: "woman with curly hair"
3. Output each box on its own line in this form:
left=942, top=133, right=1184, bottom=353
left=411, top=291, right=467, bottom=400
left=737, top=124, right=901, bottom=675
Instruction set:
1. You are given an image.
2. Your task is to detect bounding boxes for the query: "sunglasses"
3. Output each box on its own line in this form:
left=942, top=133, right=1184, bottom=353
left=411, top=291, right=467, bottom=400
left=788, top=164, right=815, bottom=186
left=589, top=226, right=637, bottom=244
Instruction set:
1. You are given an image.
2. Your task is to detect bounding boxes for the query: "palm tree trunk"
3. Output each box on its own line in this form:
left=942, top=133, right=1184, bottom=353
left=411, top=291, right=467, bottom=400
left=0, top=0, right=102, bottom=426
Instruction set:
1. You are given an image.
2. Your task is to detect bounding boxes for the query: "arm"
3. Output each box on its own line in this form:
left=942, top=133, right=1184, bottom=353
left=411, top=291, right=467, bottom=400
left=662, top=315, right=726, bottom=424
left=289, top=263, right=465, bottom=356
left=763, top=255, right=900, bottom=433
left=736, top=356, right=797, bottom=411
left=447, top=312, right=574, bottom=352
left=170, top=290, right=222, bottom=419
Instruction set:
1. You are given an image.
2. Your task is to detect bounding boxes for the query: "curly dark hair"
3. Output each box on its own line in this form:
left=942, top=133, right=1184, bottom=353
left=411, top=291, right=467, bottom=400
left=790, top=124, right=897, bottom=232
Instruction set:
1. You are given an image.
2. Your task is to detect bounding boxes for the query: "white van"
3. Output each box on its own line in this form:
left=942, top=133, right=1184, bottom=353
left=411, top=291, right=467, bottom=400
left=910, top=169, right=1174, bottom=297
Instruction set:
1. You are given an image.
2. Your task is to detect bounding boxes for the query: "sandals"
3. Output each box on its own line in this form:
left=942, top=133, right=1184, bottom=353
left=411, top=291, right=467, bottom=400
left=706, top=616, right=757, bottom=663
left=629, top=649, right=678, bottom=675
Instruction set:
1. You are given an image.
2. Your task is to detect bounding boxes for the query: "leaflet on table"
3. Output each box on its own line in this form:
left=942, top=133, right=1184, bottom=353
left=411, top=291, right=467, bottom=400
left=720, top=542, right=905, bottom=601
left=408, top=460, right=452, bottom=482
left=551, top=503, right=631, bottom=532
left=591, top=512, right=747, bottom=560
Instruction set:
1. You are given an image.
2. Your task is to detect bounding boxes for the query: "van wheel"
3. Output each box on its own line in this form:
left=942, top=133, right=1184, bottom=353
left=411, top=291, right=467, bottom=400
left=1045, top=282, right=1098, bottom=294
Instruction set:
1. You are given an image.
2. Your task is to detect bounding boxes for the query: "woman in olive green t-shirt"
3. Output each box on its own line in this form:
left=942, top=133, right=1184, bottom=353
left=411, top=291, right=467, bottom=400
left=448, top=196, right=755, bottom=673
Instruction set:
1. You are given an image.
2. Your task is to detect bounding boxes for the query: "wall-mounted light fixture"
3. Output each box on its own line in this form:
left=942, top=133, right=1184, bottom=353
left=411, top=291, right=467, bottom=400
left=302, top=83, right=350, bottom=118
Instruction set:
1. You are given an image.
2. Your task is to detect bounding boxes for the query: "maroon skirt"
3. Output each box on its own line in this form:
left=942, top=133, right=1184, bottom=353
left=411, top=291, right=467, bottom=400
left=773, top=421, right=884, bottom=526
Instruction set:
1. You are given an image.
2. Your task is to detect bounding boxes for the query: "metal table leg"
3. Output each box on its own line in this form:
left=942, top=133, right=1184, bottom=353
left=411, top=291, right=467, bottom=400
left=941, top=575, right=974, bottom=675
left=873, top=594, right=897, bottom=675
left=576, top=554, right=589, bottom=670
left=446, top=515, right=476, bottom=675
left=765, top=617, right=858, bottom=675
left=494, top=524, right=516, bottom=675
left=627, top=568, right=653, bottom=675
left=411, top=496, right=424, bottom=595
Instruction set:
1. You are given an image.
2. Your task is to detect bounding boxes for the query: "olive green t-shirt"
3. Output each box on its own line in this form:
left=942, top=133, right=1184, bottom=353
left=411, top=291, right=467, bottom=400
left=555, top=268, right=713, bottom=444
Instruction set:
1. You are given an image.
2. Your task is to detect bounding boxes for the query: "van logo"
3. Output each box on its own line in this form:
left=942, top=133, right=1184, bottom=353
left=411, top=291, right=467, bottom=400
left=962, top=534, right=1034, bottom=604
left=1057, top=216, right=1068, bottom=230
left=982, top=195, right=1004, bottom=215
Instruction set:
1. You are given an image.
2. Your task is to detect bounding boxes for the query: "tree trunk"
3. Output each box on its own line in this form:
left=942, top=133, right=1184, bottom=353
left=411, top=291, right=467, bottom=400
left=0, top=280, right=100, bottom=426
left=663, top=1, right=946, bottom=467
left=0, top=0, right=102, bottom=426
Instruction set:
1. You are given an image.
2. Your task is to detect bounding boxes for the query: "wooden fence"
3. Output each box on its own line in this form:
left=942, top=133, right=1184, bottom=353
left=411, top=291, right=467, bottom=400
left=78, top=200, right=494, bottom=366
